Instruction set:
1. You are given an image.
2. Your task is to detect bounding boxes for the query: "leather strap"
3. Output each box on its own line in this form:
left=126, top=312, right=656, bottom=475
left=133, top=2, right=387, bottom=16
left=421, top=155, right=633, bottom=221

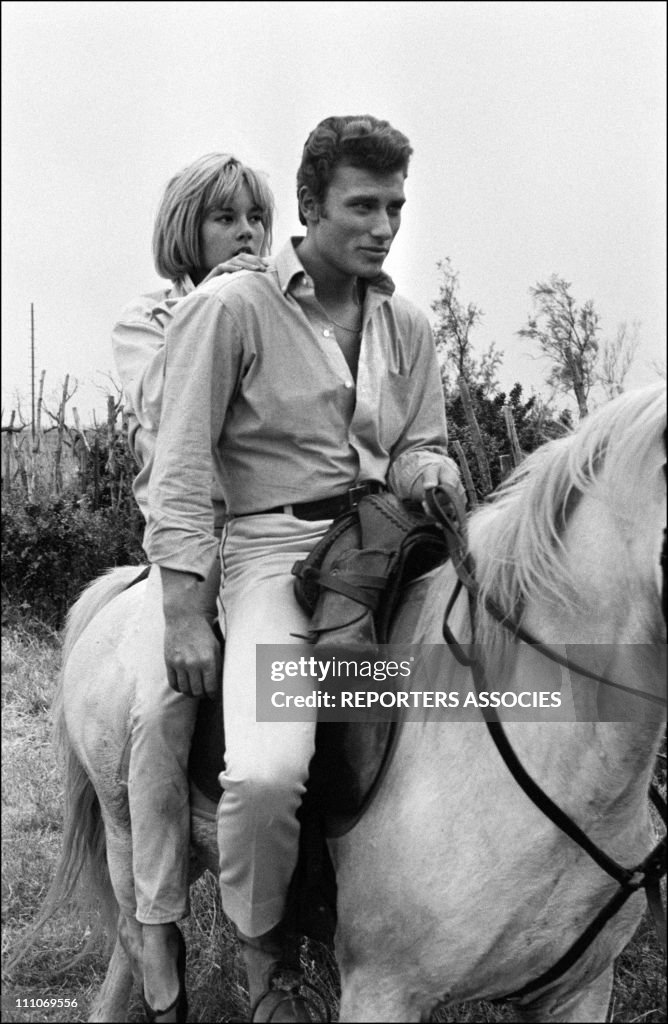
left=244, top=482, right=385, bottom=521
left=302, top=569, right=389, bottom=608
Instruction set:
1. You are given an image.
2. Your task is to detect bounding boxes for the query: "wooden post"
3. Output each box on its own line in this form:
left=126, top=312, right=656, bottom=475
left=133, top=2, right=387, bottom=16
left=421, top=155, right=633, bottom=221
left=121, top=410, right=132, bottom=513
left=72, top=407, right=90, bottom=496
left=452, top=439, right=478, bottom=509
left=107, top=395, right=117, bottom=509
left=26, top=369, right=46, bottom=497
left=15, top=433, right=30, bottom=497
left=499, top=454, right=513, bottom=481
left=53, top=374, right=70, bottom=495
left=33, top=370, right=45, bottom=454
left=458, top=377, right=493, bottom=496
left=93, top=434, right=100, bottom=508
left=3, top=412, right=16, bottom=494
left=503, top=406, right=523, bottom=468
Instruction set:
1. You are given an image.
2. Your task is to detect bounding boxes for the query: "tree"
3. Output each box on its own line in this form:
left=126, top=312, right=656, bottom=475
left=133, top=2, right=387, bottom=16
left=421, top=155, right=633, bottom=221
left=42, top=374, right=78, bottom=494
left=430, top=259, right=568, bottom=499
left=597, top=321, right=640, bottom=399
left=431, top=258, right=503, bottom=396
left=518, top=275, right=599, bottom=418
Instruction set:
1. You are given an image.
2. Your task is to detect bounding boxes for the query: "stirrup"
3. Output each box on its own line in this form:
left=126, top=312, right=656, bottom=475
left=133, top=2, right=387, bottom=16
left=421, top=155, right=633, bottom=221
left=141, top=928, right=188, bottom=1023
left=249, top=965, right=331, bottom=1022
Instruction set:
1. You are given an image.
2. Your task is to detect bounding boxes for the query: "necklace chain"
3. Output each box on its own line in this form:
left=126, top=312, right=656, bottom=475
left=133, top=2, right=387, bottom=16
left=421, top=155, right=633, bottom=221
left=324, top=297, right=362, bottom=333
left=328, top=316, right=362, bottom=333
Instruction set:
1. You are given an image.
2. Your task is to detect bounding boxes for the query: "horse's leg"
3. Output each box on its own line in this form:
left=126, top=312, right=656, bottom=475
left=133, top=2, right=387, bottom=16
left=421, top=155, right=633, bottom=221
left=87, top=915, right=141, bottom=1023
left=515, top=965, right=614, bottom=1024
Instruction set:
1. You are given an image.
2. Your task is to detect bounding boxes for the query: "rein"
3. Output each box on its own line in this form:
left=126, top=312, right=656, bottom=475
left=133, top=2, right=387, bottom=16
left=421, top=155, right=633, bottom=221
left=425, top=486, right=667, bottom=1001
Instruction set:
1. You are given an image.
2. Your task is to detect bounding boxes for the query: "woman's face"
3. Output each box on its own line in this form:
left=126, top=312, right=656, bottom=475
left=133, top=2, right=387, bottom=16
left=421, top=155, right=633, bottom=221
left=199, top=183, right=266, bottom=272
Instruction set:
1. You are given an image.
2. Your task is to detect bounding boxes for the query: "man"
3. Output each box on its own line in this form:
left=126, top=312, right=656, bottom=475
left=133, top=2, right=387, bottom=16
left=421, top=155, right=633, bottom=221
left=145, top=114, right=464, bottom=1022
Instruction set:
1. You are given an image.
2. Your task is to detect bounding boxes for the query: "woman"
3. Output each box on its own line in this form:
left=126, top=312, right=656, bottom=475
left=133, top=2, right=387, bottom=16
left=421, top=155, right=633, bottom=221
left=112, top=153, right=275, bottom=1023
left=114, top=152, right=274, bottom=523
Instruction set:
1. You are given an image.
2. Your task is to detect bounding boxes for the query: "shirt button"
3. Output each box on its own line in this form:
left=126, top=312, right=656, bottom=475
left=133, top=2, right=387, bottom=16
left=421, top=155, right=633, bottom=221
left=344, top=381, right=353, bottom=389
left=323, top=328, right=331, bottom=337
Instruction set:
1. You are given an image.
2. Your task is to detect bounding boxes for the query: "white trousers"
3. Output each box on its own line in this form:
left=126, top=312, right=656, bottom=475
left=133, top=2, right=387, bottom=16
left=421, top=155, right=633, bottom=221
left=127, top=560, right=220, bottom=924
left=217, top=513, right=329, bottom=937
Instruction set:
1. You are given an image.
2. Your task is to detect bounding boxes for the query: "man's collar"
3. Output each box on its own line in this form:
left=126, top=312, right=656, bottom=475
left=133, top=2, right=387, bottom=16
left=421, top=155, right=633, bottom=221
left=274, top=239, right=310, bottom=294
left=274, top=238, right=396, bottom=298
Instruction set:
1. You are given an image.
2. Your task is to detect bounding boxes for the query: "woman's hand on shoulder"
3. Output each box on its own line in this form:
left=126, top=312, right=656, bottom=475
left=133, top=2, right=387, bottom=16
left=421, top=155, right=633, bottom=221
left=201, top=254, right=269, bottom=284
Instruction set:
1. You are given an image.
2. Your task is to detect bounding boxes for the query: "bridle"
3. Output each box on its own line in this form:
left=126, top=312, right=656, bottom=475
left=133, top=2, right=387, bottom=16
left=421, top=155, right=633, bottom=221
left=424, top=486, right=667, bottom=1002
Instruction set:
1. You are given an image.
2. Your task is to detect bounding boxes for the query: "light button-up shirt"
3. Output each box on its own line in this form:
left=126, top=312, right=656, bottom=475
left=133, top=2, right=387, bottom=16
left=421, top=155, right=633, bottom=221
left=144, top=239, right=455, bottom=579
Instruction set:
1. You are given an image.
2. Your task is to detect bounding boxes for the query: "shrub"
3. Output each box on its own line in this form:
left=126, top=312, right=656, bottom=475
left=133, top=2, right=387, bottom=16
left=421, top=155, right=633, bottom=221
left=444, top=382, right=571, bottom=496
left=1, top=493, right=145, bottom=629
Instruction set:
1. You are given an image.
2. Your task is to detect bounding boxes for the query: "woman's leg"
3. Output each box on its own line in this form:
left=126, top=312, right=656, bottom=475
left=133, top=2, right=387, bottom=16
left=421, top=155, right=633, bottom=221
left=128, top=561, right=219, bottom=1018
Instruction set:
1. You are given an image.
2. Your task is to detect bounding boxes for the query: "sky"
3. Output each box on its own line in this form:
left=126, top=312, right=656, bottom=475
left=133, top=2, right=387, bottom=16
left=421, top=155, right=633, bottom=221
left=2, top=0, right=666, bottom=424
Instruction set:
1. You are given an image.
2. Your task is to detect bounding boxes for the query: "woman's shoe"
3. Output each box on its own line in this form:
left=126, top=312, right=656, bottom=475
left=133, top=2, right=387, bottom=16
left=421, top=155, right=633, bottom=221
left=141, top=927, right=188, bottom=1023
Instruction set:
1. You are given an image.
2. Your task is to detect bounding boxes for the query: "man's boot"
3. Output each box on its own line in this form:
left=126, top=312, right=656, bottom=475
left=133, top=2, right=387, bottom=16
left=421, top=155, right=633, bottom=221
left=237, top=925, right=328, bottom=1023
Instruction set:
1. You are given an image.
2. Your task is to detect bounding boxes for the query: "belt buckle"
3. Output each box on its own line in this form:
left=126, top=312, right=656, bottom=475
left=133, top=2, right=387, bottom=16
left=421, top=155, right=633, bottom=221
left=347, top=482, right=370, bottom=508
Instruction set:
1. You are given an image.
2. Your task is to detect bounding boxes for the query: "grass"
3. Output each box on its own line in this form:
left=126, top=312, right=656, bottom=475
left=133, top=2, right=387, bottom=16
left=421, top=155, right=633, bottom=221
left=1, top=622, right=665, bottom=1022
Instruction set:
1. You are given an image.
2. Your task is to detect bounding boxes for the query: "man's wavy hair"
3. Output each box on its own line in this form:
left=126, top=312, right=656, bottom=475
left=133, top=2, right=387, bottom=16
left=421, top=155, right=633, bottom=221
left=152, top=153, right=275, bottom=284
left=296, top=115, right=413, bottom=225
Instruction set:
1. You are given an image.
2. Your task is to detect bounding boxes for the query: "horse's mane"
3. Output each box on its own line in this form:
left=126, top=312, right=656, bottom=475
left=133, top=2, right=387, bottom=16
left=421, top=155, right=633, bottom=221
left=466, top=383, right=666, bottom=647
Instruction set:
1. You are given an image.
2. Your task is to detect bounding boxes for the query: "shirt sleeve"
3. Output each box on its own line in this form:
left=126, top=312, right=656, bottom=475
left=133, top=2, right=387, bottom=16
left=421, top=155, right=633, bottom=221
left=111, top=310, right=168, bottom=434
left=143, top=290, right=242, bottom=578
left=387, top=312, right=459, bottom=500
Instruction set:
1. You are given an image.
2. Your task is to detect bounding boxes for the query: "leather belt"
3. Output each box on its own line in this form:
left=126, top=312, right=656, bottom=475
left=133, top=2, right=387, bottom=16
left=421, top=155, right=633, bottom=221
left=241, top=482, right=385, bottom=521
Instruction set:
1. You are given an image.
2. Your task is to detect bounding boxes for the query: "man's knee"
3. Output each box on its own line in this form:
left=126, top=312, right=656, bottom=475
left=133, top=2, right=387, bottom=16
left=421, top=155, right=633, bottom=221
left=222, top=769, right=308, bottom=816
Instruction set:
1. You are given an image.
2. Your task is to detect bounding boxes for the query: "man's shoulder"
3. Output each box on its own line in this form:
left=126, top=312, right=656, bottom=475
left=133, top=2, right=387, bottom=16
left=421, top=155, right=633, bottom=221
left=191, top=266, right=280, bottom=308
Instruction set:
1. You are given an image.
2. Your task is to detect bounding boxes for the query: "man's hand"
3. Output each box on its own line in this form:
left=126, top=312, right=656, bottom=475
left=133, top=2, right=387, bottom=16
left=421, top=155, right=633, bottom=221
left=201, top=254, right=269, bottom=283
left=160, top=568, right=222, bottom=699
left=415, top=460, right=467, bottom=518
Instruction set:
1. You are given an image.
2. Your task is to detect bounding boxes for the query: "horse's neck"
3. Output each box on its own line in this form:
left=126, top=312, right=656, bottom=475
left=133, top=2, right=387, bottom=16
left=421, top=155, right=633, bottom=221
left=521, top=485, right=661, bottom=644
left=471, top=493, right=664, bottom=827
left=420, top=548, right=662, bottom=834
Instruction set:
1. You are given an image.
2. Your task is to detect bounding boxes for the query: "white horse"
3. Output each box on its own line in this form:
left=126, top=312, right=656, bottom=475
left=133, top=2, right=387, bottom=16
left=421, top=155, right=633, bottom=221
left=40, top=384, right=666, bottom=1022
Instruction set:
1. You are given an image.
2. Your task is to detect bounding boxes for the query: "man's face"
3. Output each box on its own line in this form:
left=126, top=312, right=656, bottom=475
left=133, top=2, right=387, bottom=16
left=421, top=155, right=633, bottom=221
left=307, top=162, right=406, bottom=279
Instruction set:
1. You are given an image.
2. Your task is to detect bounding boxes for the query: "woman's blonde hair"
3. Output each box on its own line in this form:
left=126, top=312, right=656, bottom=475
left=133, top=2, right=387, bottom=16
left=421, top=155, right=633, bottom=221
left=152, top=153, right=275, bottom=283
